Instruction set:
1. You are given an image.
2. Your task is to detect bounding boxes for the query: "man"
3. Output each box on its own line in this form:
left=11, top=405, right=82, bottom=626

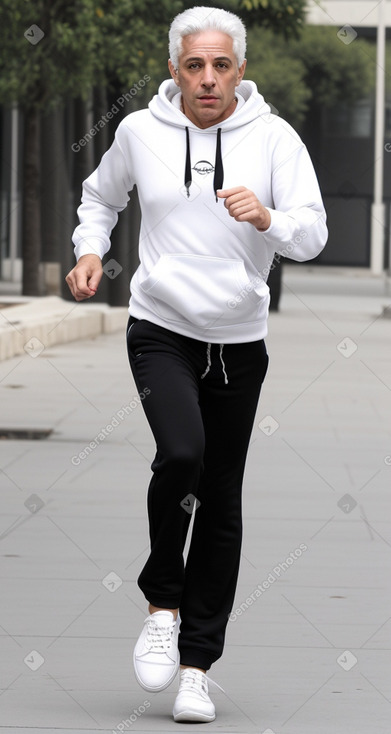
left=66, top=6, right=327, bottom=723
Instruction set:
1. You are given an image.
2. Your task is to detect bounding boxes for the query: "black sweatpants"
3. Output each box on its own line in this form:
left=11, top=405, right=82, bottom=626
left=126, top=316, right=269, bottom=671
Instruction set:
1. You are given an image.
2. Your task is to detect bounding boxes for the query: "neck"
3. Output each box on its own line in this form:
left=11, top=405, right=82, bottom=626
left=180, top=96, right=238, bottom=129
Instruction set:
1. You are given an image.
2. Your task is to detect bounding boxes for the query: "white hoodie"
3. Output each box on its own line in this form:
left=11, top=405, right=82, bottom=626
left=72, top=79, right=327, bottom=343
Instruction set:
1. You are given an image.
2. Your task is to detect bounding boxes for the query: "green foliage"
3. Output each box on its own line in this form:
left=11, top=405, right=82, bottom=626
left=237, top=0, right=305, bottom=36
left=245, top=28, right=311, bottom=128
left=290, top=26, right=375, bottom=107
left=93, top=0, right=183, bottom=90
left=0, top=0, right=100, bottom=109
left=180, top=0, right=306, bottom=37
left=244, top=25, right=376, bottom=129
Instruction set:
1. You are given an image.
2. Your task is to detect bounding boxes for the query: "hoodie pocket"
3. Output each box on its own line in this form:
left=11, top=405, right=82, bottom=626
left=139, top=253, right=269, bottom=329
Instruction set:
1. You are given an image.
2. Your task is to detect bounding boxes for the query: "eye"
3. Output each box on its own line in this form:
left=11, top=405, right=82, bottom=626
left=216, top=62, right=229, bottom=69
left=188, top=62, right=201, bottom=70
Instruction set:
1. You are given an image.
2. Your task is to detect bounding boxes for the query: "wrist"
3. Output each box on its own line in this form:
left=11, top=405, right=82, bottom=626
left=77, top=252, right=102, bottom=267
left=77, top=253, right=102, bottom=264
left=255, top=208, right=271, bottom=232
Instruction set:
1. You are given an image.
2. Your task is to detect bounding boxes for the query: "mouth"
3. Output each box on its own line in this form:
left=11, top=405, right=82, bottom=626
left=198, top=95, right=219, bottom=103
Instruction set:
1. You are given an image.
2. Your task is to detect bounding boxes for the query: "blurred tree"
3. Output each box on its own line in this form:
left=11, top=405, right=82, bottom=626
left=246, top=26, right=375, bottom=131
left=94, top=0, right=182, bottom=93
left=292, top=26, right=374, bottom=108
left=189, top=0, right=306, bottom=37
left=0, top=0, right=100, bottom=295
left=245, top=28, right=311, bottom=129
left=290, top=26, right=375, bottom=148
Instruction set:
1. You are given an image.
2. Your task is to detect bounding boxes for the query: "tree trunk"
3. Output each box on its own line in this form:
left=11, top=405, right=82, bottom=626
left=22, top=107, right=42, bottom=295
left=60, top=102, right=77, bottom=298
left=72, top=96, right=94, bottom=216
left=93, top=86, right=109, bottom=166
left=41, top=104, right=63, bottom=294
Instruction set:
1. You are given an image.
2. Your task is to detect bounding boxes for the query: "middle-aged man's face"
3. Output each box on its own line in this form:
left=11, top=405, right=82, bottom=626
left=168, top=30, right=246, bottom=129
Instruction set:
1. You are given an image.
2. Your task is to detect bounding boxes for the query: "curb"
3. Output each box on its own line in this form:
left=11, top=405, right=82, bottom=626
left=0, top=296, right=128, bottom=362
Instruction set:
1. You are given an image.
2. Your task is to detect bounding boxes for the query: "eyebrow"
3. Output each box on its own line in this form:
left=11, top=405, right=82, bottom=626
left=183, top=56, right=233, bottom=64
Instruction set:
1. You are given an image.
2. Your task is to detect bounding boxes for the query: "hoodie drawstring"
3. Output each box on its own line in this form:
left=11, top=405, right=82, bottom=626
left=184, top=126, right=223, bottom=200
left=201, top=343, right=228, bottom=385
left=213, top=128, right=223, bottom=201
left=184, top=126, right=192, bottom=198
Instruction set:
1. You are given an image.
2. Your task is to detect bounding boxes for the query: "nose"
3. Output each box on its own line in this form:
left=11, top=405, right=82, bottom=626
left=201, top=64, right=216, bottom=88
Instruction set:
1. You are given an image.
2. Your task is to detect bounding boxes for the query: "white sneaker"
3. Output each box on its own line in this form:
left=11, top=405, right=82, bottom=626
left=133, top=610, right=179, bottom=692
left=173, top=668, right=217, bottom=722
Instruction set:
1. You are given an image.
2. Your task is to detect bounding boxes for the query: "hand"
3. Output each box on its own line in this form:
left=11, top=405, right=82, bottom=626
left=65, top=254, right=103, bottom=301
left=216, top=186, right=271, bottom=231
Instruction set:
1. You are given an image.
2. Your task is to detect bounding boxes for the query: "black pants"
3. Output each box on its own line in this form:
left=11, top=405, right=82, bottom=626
left=126, top=317, right=269, bottom=671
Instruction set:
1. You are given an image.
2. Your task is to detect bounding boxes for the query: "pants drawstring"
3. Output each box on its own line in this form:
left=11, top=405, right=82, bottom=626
left=200, top=343, right=228, bottom=385
left=219, top=344, right=229, bottom=385
left=200, top=343, right=212, bottom=380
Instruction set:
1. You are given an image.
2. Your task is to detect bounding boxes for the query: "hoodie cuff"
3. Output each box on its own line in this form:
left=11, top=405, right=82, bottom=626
left=256, top=207, right=275, bottom=235
left=74, top=238, right=107, bottom=261
left=255, top=206, right=273, bottom=233
left=256, top=207, right=293, bottom=241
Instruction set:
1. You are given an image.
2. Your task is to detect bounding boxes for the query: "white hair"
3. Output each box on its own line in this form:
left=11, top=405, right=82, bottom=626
left=169, top=6, right=246, bottom=69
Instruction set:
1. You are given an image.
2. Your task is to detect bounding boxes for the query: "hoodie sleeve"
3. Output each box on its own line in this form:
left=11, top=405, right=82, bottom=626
left=260, top=121, right=328, bottom=261
left=72, top=121, right=135, bottom=261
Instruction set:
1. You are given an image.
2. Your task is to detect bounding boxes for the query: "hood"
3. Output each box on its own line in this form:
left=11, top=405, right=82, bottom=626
left=148, top=78, right=272, bottom=131
left=148, top=78, right=272, bottom=201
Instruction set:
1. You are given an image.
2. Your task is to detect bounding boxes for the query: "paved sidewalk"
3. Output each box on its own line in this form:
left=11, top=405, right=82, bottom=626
left=0, top=295, right=128, bottom=362
left=0, top=267, right=390, bottom=734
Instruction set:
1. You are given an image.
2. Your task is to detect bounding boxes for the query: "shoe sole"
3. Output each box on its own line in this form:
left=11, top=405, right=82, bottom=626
left=133, top=652, right=179, bottom=692
left=173, top=710, right=216, bottom=723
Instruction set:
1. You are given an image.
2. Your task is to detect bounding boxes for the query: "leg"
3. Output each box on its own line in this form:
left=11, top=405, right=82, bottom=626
left=178, top=339, right=269, bottom=671
left=127, top=318, right=206, bottom=609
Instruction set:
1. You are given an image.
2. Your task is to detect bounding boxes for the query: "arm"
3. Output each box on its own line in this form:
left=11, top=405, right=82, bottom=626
left=66, top=120, right=135, bottom=299
left=217, top=126, right=328, bottom=262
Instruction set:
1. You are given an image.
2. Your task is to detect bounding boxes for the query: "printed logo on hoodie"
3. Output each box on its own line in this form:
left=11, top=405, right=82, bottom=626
left=193, top=160, right=215, bottom=175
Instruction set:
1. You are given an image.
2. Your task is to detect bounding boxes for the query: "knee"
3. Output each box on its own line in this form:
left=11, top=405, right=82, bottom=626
left=155, top=442, right=204, bottom=474
left=168, top=444, right=204, bottom=470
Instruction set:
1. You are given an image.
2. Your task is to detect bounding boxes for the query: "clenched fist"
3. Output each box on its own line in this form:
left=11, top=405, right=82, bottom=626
left=217, top=186, right=271, bottom=231
left=65, top=254, right=103, bottom=301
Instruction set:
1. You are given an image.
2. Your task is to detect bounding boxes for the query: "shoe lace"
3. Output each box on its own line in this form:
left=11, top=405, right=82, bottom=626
left=145, top=617, right=176, bottom=652
left=180, top=668, right=225, bottom=694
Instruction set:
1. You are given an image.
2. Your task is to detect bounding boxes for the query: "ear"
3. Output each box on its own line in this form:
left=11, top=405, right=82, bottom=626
left=236, top=59, right=247, bottom=86
left=168, top=60, right=180, bottom=86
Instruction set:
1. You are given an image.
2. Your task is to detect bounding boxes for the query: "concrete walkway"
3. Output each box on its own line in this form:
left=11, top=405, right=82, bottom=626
left=0, top=266, right=390, bottom=734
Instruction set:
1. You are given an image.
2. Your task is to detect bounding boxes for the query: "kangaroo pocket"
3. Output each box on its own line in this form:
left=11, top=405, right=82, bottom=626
left=139, top=253, right=270, bottom=329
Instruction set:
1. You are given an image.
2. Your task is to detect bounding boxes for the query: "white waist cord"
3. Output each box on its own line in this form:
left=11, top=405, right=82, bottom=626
left=219, top=344, right=229, bottom=385
left=200, top=343, right=229, bottom=384
left=200, top=342, right=212, bottom=379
